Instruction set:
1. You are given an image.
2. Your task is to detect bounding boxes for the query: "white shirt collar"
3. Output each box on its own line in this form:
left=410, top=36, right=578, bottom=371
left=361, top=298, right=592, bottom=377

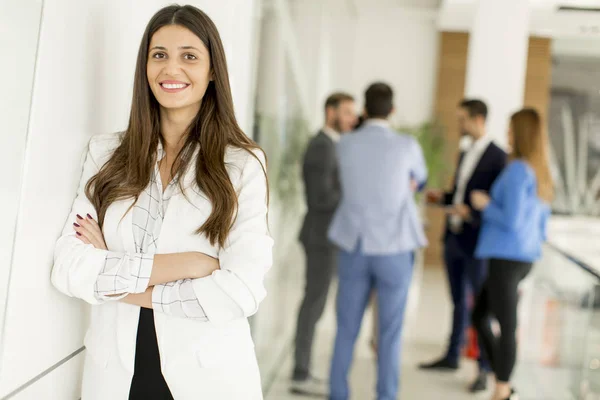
left=460, top=134, right=491, bottom=153
left=364, top=118, right=390, bottom=129
left=449, top=134, right=491, bottom=230
left=322, top=126, right=341, bottom=142
left=157, top=140, right=166, bottom=161
left=471, top=134, right=492, bottom=152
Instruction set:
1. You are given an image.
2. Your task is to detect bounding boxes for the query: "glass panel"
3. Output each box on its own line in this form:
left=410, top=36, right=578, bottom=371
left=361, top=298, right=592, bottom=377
left=250, top=13, right=311, bottom=385
left=549, top=55, right=600, bottom=216
left=513, top=244, right=599, bottom=399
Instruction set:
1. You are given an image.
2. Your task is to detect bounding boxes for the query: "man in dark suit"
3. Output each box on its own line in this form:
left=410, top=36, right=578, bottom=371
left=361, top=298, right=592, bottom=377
left=291, top=93, right=357, bottom=395
left=420, top=99, right=507, bottom=392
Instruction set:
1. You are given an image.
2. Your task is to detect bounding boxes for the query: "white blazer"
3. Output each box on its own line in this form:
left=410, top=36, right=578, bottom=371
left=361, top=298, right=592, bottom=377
left=51, top=132, right=273, bottom=399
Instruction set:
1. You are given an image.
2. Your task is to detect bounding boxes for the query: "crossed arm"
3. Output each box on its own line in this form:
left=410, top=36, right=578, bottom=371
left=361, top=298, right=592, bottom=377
left=52, top=141, right=272, bottom=323
left=71, top=213, right=219, bottom=309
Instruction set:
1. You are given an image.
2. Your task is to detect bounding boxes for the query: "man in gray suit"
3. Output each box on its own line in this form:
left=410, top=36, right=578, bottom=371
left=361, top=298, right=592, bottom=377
left=291, top=93, right=357, bottom=395
left=328, top=83, right=427, bottom=400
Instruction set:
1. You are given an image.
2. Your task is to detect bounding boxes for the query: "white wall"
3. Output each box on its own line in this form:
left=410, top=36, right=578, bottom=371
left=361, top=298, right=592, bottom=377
left=289, top=3, right=439, bottom=130
left=0, top=0, right=43, bottom=358
left=0, top=1, right=258, bottom=398
left=331, top=7, right=439, bottom=128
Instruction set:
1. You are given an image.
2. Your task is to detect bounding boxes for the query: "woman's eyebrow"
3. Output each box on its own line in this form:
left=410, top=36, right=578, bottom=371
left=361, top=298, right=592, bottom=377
left=179, top=46, right=203, bottom=52
left=149, top=45, right=203, bottom=52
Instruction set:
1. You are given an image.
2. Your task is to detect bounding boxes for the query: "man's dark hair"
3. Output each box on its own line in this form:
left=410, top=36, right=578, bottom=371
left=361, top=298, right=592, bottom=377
left=365, top=82, right=393, bottom=118
left=459, top=99, right=488, bottom=120
left=325, top=92, right=354, bottom=111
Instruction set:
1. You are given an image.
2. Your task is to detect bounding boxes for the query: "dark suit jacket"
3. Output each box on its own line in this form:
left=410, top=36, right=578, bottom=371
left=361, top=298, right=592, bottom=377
left=443, top=142, right=507, bottom=256
left=299, top=132, right=340, bottom=248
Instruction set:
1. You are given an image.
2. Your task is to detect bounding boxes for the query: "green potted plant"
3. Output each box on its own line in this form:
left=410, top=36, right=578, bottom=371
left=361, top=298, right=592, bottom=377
left=395, top=121, right=447, bottom=191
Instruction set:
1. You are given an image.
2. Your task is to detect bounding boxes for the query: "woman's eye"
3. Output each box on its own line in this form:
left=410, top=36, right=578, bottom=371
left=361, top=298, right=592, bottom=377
left=184, top=53, right=197, bottom=60
left=152, top=52, right=166, bottom=59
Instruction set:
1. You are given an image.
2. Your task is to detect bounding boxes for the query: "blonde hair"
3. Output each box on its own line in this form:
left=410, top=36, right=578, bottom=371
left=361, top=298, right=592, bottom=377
left=510, top=108, right=554, bottom=203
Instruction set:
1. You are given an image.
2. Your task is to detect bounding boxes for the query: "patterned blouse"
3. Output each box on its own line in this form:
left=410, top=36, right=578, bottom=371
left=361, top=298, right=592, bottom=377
left=93, top=143, right=208, bottom=320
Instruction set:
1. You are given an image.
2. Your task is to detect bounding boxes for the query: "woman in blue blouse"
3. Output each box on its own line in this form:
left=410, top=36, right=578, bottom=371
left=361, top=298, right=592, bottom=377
left=470, top=108, right=553, bottom=400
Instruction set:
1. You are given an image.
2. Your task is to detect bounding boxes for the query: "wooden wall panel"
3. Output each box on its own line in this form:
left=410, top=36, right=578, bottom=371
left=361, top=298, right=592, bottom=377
left=523, top=37, right=552, bottom=123
left=424, top=32, right=469, bottom=266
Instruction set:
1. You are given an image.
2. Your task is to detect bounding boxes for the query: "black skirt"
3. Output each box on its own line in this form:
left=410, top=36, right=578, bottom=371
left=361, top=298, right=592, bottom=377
left=128, top=308, right=174, bottom=400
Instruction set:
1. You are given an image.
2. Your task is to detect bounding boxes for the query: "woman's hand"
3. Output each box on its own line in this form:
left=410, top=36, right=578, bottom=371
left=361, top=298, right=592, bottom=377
left=410, top=179, right=418, bottom=193
left=471, top=191, right=491, bottom=211
left=148, top=252, right=220, bottom=287
left=189, top=252, right=220, bottom=279
left=425, top=189, right=443, bottom=204
left=73, top=214, right=107, bottom=250
left=121, top=287, right=153, bottom=309
left=446, top=204, right=472, bottom=221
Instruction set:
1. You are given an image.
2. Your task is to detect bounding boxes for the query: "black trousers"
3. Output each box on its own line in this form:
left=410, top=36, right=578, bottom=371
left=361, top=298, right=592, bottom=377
left=443, top=234, right=489, bottom=369
left=128, top=308, right=174, bottom=400
left=472, top=259, right=532, bottom=382
left=293, top=244, right=337, bottom=379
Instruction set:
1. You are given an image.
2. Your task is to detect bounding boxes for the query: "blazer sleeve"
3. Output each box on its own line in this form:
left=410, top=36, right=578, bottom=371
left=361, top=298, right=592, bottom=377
left=540, top=205, right=550, bottom=241
left=51, top=135, right=114, bottom=305
left=303, top=140, right=341, bottom=212
left=152, top=279, right=208, bottom=320
left=469, top=149, right=508, bottom=227
left=189, top=150, right=273, bottom=324
left=51, top=134, right=152, bottom=305
left=482, top=163, right=529, bottom=231
left=410, top=137, right=428, bottom=191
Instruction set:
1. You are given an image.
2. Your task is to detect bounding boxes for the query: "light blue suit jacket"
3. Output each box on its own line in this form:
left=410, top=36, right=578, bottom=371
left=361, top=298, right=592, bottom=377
left=327, top=122, right=428, bottom=255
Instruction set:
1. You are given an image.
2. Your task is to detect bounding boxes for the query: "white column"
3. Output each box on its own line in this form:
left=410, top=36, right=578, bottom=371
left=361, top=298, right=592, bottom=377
left=464, top=0, right=530, bottom=148
left=192, top=0, right=259, bottom=134
left=254, top=6, right=286, bottom=126
left=289, top=0, right=335, bottom=130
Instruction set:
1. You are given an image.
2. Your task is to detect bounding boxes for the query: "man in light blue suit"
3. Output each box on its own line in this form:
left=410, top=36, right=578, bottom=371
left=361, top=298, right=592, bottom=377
left=328, top=82, right=428, bottom=400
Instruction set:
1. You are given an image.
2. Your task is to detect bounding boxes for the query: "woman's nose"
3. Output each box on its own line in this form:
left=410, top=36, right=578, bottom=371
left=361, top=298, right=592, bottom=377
left=163, top=57, right=182, bottom=74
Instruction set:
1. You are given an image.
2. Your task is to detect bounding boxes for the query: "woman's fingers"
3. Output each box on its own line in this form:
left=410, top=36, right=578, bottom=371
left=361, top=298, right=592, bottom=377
left=74, top=230, right=92, bottom=245
left=73, top=222, right=98, bottom=247
left=82, top=214, right=106, bottom=246
left=73, top=214, right=106, bottom=249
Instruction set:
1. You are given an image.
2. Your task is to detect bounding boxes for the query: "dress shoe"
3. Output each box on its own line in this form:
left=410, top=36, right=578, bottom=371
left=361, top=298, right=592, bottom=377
left=469, top=371, right=488, bottom=392
left=290, top=375, right=328, bottom=397
left=418, top=357, right=459, bottom=371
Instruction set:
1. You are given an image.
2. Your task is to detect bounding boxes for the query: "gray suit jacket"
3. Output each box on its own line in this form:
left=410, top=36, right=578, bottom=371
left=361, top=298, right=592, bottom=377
left=299, top=131, right=340, bottom=248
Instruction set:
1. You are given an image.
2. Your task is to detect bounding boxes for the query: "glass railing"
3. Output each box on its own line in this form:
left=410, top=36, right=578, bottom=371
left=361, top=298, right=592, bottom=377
left=513, top=243, right=600, bottom=400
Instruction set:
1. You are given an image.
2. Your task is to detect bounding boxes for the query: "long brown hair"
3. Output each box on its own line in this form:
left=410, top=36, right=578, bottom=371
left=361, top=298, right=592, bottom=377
left=85, top=4, right=268, bottom=247
left=510, top=108, right=553, bottom=203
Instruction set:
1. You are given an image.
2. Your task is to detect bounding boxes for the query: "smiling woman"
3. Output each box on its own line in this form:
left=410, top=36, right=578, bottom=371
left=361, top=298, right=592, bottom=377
left=147, top=25, right=212, bottom=110
left=50, top=4, right=272, bottom=400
